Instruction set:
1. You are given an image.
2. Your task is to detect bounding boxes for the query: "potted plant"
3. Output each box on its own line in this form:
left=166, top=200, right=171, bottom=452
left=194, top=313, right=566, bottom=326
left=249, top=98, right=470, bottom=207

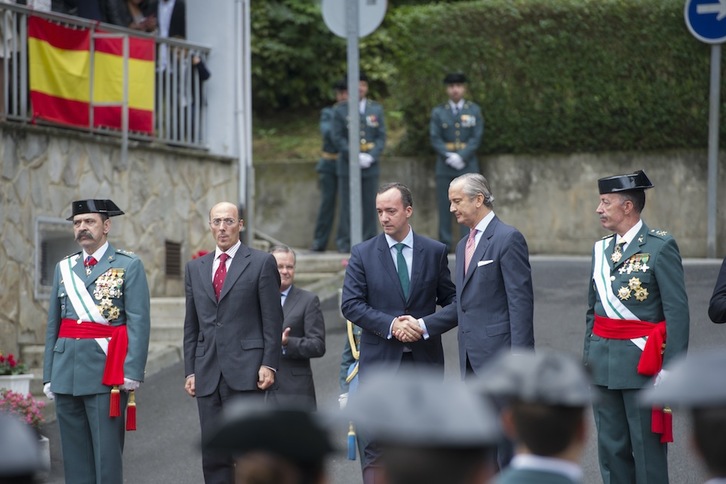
left=0, top=351, right=34, bottom=395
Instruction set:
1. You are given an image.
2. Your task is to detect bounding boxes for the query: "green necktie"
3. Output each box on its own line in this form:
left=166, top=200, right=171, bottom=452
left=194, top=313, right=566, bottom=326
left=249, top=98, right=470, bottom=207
left=395, top=243, right=410, bottom=299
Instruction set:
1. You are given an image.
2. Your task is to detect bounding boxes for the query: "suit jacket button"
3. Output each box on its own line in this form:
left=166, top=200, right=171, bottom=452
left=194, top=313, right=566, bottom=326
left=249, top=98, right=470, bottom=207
left=216, top=322, right=222, bottom=327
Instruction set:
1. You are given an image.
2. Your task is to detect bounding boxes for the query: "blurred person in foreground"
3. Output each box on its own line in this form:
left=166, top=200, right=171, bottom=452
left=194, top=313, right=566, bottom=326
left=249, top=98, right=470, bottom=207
left=344, top=368, right=501, bottom=484
left=640, top=349, right=726, bottom=484
left=0, top=412, right=46, bottom=484
left=203, top=401, right=334, bottom=484
left=475, top=350, right=594, bottom=484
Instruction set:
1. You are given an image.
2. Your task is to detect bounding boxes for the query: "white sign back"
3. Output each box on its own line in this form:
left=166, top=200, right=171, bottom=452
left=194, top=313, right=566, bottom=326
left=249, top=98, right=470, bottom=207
left=322, top=0, right=388, bottom=38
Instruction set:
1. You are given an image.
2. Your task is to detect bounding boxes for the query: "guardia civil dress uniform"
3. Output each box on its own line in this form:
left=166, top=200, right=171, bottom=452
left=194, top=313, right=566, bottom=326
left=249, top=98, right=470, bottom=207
left=43, top=200, right=150, bottom=484
left=430, top=74, right=483, bottom=251
left=311, top=100, right=342, bottom=251
left=584, top=172, right=689, bottom=484
left=331, top=97, right=386, bottom=252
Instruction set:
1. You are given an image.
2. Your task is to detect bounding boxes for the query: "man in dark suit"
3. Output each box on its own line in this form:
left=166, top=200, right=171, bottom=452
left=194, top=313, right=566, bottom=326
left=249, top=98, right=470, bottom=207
left=43, top=199, right=150, bottom=484
left=584, top=170, right=689, bottom=483
left=183, top=201, right=283, bottom=484
left=269, top=245, right=326, bottom=410
left=331, top=72, right=386, bottom=252
left=422, top=172, right=534, bottom=377
left=340, top=182, right=456, bottom=483
left=708, top=256, right=726, bottom=323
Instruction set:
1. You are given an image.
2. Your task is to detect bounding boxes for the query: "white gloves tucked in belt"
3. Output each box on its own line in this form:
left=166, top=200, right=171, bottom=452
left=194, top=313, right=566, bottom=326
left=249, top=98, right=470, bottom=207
left=445, top=152, right=465, bottom=170
left=359, top=153, right=374, bottom=169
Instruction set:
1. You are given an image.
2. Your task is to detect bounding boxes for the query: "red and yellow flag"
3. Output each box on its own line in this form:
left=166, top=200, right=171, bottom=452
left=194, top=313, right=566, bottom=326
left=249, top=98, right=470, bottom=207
left=29, top=16, right=155, bottom=134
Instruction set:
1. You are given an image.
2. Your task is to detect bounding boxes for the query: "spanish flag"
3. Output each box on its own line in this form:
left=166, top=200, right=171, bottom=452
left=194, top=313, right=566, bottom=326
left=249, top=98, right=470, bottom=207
left=29, top=17, right=155, bottom=134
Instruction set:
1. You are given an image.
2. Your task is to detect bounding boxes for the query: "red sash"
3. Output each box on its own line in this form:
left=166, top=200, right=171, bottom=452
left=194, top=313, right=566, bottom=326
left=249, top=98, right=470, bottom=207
left=592, top=314, right=672, bottom=443
left=59, top=319, right=127, bottom=386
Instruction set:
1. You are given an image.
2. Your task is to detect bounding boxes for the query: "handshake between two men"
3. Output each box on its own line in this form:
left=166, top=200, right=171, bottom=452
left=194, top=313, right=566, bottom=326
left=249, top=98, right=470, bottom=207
left=391, top=315, right=426, bottom=343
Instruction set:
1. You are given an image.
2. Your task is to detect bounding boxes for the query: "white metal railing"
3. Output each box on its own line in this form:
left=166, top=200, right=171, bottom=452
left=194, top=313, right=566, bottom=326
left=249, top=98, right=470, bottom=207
left=0, top=3, right=210, bottom=149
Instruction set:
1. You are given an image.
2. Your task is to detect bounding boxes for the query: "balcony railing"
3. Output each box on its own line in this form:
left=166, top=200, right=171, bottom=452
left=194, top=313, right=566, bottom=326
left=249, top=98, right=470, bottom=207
left=0, top=3, right=210, bottom=150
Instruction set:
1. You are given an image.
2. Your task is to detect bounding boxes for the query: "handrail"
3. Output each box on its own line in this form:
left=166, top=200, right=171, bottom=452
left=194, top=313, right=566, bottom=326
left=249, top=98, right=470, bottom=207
left=0, top=2, right=211, bottom=150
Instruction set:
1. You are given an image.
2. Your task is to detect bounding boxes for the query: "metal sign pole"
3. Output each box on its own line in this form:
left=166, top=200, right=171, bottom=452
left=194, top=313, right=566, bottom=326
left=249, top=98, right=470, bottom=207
left=707, top=44, right=720, bottom=258
left=346, top=0, right=362, bottom=247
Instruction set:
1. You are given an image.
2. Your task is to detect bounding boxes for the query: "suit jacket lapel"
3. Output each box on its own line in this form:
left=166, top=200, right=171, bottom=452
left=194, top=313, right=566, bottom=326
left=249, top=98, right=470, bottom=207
left=462, top=217, right=496, bottom=289
left=612, top=224, right=648, bottom=271
left=283, top=286, right=300, bottom=319
left=219, top=244, right=252, bottom=301
left=199, top=252, right=217, bottom=302
left=408, top=234, right=425, bottom=299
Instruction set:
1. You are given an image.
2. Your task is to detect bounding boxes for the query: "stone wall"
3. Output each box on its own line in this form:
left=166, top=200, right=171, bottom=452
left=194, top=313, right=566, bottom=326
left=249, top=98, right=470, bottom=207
left=0, top=124, right=237, bottom=356
left=255, top=150, right=722, bottom=258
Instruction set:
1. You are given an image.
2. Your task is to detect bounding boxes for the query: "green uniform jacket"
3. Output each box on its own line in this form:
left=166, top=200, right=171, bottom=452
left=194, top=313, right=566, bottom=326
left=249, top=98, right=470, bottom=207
left=315, top=105, right=338, bottom=175
left=430, top=100, right=484, bottom=177
left=331, top=99, right=386, bottom=178
left=584, top=223, right=689, bottom=389
left=43, top=245, right=151, bottom=395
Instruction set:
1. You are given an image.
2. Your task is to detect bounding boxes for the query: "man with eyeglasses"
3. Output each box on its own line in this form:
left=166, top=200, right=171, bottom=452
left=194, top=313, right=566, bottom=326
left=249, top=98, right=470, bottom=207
left=183, top=201, right=283, bottom=484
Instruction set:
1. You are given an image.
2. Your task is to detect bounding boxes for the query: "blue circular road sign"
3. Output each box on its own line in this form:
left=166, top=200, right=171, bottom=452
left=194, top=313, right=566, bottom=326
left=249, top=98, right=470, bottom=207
left=686, top=0, right=726, bottom=44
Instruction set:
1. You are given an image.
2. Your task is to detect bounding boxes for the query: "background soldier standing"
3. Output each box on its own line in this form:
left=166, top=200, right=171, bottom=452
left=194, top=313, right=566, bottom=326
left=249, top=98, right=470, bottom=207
left=43, top=199, right=150, bottom=484
left=430, top=72, right=484, bottom=251
left=311, top=79, right=347, bottom=252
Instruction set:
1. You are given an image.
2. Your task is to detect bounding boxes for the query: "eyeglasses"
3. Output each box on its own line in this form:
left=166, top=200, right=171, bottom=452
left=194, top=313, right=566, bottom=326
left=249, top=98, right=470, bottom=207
left=209, top=218, right=239, bottom=227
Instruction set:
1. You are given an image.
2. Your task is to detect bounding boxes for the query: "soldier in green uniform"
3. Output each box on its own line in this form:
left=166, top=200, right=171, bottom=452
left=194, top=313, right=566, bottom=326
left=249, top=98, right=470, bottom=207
left=331, top=72, right=386, bottom=252
left=584, top=170, right=689, bottom=484
left=43, top=199, right=151, bottom=484
left=311, top=79, right=347, bottom=252
left=430, top=73, right=484, bottom=251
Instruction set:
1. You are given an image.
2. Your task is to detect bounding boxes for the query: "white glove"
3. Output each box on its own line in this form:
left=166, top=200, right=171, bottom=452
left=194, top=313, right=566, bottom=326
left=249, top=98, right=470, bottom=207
left=445, top=152, right=465, bottom=170
left=358, top=153, right=374, bottom=169
left=120, top=378, right=140, bottom=392
left=43, top=382, right=54, bottom=400
left=338, top=392, right=349, bottom=409
left=654, top=369, right=669, bottom=387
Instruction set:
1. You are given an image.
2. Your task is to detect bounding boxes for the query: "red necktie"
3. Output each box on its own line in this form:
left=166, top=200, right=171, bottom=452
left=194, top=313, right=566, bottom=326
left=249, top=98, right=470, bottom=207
left=213, top=253, right=229, bottom=300
left=84, top=256, right=98, bottom=275
left=464, top=229, right=477, bottom=274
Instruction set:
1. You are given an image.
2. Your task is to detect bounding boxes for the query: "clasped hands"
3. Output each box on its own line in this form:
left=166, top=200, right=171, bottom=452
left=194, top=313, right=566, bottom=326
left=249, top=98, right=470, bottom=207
left=391, top=315, right=424, bottom=343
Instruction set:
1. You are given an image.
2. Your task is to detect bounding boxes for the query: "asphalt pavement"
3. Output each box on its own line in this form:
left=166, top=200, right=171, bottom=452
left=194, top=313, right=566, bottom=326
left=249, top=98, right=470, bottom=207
left=41, top=256, right=725, bottom=483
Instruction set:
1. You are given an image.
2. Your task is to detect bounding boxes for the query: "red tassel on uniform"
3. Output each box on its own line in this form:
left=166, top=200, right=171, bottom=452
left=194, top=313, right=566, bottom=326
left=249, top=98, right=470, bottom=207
left=109, top=386, right=121, bottom=417
left=660, top=407, right=673, bottom=443
left=126, top=391, right=137, bottom=431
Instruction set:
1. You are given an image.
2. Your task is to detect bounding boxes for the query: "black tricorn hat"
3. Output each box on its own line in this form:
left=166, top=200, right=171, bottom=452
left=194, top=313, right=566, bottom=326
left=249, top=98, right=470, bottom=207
left=443, top=72, right=467, bottom=84
left=67, top=199, right=125, bottom=221
left=598, top=170, right=654, bottom=194
left=332, top=78, right=347, bottom=91
left=203, top=401, right=335, bottom=464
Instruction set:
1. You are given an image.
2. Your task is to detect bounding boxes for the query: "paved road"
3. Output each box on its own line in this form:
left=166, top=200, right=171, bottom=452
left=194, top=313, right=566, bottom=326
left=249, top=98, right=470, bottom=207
left=42, top=257, right=726, bottom=483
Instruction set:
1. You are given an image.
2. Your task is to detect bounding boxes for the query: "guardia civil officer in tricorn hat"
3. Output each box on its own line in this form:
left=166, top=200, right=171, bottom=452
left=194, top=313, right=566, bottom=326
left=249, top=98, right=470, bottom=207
left=584, top=170, right=689, bottom=483
left=43, top=199, right=151, bottom=484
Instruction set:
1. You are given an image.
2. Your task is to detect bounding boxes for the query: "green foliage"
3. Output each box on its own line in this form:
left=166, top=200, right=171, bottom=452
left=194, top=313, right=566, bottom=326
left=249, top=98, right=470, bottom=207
left=389, top=0, right=718, bottom=154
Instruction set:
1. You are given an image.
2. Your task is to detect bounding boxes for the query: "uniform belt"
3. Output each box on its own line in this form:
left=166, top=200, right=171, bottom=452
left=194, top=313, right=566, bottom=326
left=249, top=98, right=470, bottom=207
left=445, top=142, right=467, bottom=151
left=360, top=142, right=375, bottom=152
left=321, top=151, right=338, bottom=160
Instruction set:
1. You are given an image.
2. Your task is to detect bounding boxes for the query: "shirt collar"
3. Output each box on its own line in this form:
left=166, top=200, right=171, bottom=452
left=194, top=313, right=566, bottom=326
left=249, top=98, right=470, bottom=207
left=473, top=210, right=495, bottom=234
left=617, top=219, right=643, bottom=247
left=510, top=454, right=583, bottom=482
left=385, top=227, right=414, bottom=250
left=281, top=286, right=292, bottom=298
left=84, top=241, right=109, bottom=263
left=215, top=240, right=241, bottom=260
left=449, top=99, right=465, bottom=110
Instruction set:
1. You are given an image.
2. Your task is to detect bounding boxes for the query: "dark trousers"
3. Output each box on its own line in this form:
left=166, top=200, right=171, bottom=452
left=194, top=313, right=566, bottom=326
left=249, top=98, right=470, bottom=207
left=312, top=169, right=338, bottom=250
left=594, top=386, right=669, bottom=484
left=337, top=174, right=379, bottom=252
left=55, top=392, right=128, bottom=484
left=197, top=374, right=266, bottom=484
left=436, top=175, right=469, bottom=251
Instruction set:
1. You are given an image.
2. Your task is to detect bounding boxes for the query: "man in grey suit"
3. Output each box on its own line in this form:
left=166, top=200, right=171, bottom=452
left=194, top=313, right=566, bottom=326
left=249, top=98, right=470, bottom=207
left=183, top=201, right=283, bottom=484
left=270, top=245, right=326, bottom=410
left=341, top=182, right=457, bottom=483
left=422, top=172, right=534, bottom=376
